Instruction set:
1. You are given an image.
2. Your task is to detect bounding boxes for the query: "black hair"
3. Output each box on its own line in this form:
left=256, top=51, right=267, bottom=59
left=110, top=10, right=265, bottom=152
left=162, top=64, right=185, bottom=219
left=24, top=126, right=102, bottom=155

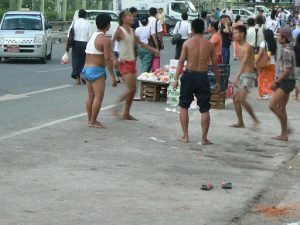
left=256, top=15, right=264, bottom=26
left=271, top=13, right=276, bottom=20
left=210, top=21, right=219, bottom=31
left=264, top=29, right=277, bottom=55
left=192, top=19, right=205, bottom=34
left=247, top=18, right=255, bottom=26
left=220, top=14, right=227, bottom=19
left=234, top=25, right=247, bottom=37
left=119, top=10, right=130, bottom=26
left=235, top=15, right=241, bottom=23
left=96, top=13, right=111, bottom=30
left=201, top=11, right=207, bottom=19
left=78, top=9, right=87, bottom=18
left=129, top=7, right=137, bottom=14
left=182, top=12, right=188, bottom=20
left=159, top=8, right=163, bottom=11
left=149, top=7, right=157, bottom=17
left=141, top=17, right=148, bottom=26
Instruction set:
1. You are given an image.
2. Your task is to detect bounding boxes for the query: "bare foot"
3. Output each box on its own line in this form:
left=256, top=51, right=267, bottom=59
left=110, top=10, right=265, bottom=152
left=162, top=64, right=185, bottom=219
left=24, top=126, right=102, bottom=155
left=271, top=135, right=288, bottom=141
left=123, top=114, right=138, bottom=121
left=250, top=121, right=261, bottom=131
left=177, top=136, right=189, bottom=143
left=230, top=123, right=245, bottom=128
left=88, top=121, right=106, bottom=129
left=201, top=139, right=213, bottom=145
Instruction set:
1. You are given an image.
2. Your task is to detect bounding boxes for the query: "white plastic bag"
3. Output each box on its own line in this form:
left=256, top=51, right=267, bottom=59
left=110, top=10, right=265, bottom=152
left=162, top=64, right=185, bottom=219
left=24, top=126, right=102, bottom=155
left=61, top=52, right=69, bottom=64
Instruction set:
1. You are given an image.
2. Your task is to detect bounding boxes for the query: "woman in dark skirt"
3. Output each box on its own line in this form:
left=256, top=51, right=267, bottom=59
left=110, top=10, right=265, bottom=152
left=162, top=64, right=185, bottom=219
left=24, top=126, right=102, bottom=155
left=68, top=9, right=93, bottom=84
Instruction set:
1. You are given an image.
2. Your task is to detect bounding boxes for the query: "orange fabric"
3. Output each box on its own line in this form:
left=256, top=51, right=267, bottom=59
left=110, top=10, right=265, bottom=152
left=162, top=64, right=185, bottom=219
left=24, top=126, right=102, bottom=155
left=210, top=33, right=222, bottom=57
left=234, top=40, right=239, bottom=59
left=258, top=64, right=276, bottom=96
left=119, top=60, right=137, bottom=76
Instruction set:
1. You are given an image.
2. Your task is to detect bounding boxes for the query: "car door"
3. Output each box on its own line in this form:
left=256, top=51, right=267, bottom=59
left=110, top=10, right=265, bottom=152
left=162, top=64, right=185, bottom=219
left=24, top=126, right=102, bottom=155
left=240, top=10, right=249, bottom=23
left=44, top=15, right=51, bottom=54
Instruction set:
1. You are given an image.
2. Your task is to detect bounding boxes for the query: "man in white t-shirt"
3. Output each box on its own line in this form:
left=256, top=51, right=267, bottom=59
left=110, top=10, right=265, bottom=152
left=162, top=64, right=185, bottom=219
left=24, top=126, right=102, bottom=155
left=266, top=13, right=279, bottom=34
left=225, top=6, right=233, bottom=20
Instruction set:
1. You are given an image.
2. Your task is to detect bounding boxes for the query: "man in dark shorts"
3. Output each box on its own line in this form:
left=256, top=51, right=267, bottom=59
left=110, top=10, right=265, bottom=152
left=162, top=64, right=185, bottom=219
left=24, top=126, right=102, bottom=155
left=270, top=28, right=296, bottom=141
left=173, top=19, right=220, bottom=145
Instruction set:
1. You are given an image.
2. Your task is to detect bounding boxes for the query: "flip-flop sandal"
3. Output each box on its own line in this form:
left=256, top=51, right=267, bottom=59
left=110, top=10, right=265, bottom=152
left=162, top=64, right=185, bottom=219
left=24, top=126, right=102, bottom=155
left=222, top=182, right=233, bottom=189
left=201, top=184, right=214, bottom=191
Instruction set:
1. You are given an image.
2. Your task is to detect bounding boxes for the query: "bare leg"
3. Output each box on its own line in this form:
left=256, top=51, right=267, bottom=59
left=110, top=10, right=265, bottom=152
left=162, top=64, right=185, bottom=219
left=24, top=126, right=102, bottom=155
left=89, top=77, right=106, bottom=128
left=86, top=81, right=94, bottom=124
left=123, top=73, right=138, bottom=120
left=231, top=91, right=245, bottom=128
left=177, top=107, right=189, bottom=143
left=201, top=111, right=213, bottom=145
left=295, top=85, right=300, bottom=100
left=239, top=88, right=260, bottom=126
left=269, top=88, right=289, bottom=141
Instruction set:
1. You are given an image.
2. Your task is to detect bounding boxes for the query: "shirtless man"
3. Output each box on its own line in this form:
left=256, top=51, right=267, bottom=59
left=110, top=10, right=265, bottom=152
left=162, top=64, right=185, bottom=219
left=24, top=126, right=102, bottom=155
left=231, top=25, right=260, bottom=129
left=82, top=14, right=117, bottom=128
left=112, top=10, right=158, bottom=120
left=173, top=19, right=221, bottom=145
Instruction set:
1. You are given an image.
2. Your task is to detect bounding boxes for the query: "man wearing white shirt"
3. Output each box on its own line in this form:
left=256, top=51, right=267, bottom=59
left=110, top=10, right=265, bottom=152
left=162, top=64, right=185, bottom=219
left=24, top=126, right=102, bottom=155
left=68, top=9, right=93, bottom=84
left=148, top=7, right=164, bottom=70
left=173, top=12, right=192, bottom=59
left=225, top=6, right=233, bottom=20
left=266, top=13, right=279, bottom=34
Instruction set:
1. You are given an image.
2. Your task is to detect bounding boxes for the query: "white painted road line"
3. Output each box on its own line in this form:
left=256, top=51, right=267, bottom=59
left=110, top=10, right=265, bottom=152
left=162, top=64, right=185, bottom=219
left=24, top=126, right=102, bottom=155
left=37, top=67, right=72, bottom=74
left=0, top=104, right=118, bottom=142
left=0, top=84, right=73, bottom=102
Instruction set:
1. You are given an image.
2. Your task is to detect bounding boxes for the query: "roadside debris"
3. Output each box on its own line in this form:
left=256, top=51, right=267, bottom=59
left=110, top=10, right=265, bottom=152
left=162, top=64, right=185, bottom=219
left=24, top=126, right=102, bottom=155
left=287, top=222, right=300, bottom=225
left=289, top=166, right=293, bottom=171
left=201, top=184, right=213, bottom=191
left=222, top=182, right=233, bottom=189
left=150, top=137, right=166, bottom=143
left=256, top=204, right=298, bottom=217
left=165, top=107, right=180, bottom=114
left=83, top=139, right=88, bottom=143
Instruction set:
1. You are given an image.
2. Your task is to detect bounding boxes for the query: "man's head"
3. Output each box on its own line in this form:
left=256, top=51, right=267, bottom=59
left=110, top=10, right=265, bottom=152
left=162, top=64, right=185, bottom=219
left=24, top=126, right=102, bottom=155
left=149, top=7, right=158, bottom=17
left=201, top=11, right=207, bottom=19
left=159, top=8, right=163, bottom=13
left=78, top=9, right=87, bottom=19
left=294, top=12, right=299, bottom=18
left=247, top=18, right=255, bottom=27
left=119, top=10, right=134, bottom=26
left=181, top=12, right=188, bottom=21
left=259, top=9, right=264, bottom=15
left=256, top=15, right=264, bottom=26
left=129, top=7, right=138, bottom=17
left=191, top=19, right=205, bottom=35
left=228, top=6, right=231, bottom=10
left=278, top=27, right=293, bottom=44
left=96, top=13, right=111, bottom=31
left=208, top=21, right=219, bottom=33
left=141, top=17, right=148, bottom=27
left=234, top=25, right=247, bottom=42
left=220, top=15, right=227, bottom=24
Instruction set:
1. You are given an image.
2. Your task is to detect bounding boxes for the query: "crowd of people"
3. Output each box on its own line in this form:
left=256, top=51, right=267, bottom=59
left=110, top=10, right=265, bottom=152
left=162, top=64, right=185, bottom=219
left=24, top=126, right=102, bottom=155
left=66, top=7, right=300, bottom=144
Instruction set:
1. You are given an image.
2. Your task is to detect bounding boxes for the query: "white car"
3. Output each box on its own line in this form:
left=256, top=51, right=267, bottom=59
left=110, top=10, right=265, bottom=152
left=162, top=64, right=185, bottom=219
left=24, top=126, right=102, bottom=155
left=222, top=9, right=256, bottom=23
left=0, top=11, right=53, bottom=63
left=73, top=10, right=119, bottom=37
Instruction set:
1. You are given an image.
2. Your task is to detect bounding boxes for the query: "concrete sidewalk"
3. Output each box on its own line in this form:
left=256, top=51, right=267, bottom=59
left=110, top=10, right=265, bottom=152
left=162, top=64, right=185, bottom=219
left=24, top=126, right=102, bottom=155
left=0, top=88, right=299, bottom=225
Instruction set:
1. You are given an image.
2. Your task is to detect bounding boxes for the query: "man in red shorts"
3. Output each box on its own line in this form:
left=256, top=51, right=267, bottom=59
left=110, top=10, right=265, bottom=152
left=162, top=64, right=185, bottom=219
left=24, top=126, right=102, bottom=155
left=113, top=10, right=158, bottom=120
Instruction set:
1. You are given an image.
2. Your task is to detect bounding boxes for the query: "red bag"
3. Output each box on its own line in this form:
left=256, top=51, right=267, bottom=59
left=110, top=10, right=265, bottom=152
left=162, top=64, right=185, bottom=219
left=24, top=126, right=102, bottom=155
left=226, top=82, right=234, bottom=98
left=152, top=56, right=160, bottom=71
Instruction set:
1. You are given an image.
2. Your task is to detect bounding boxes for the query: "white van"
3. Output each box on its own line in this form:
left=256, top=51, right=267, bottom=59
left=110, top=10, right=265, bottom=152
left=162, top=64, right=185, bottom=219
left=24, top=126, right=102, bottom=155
left=73, top=10, right=119, bottom=37
left=222, top=9, right=256, bottom=23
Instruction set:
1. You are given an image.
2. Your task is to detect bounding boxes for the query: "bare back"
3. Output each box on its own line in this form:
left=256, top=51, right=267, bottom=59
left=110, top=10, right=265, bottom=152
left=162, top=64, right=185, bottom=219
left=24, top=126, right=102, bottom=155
left=184, top=35, right=214, bottom=72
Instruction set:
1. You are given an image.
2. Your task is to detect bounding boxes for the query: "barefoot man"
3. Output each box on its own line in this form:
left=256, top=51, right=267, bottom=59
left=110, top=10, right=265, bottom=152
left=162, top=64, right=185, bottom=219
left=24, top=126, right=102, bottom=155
left=83, top=14, right=118, bottom=128
left=231, top=25, right=260, bottom=129
left=173, top=19, right=221, bottom=145
left=270, top=28, right=296, bottom=141
left=112, top=10, right=158, bottom=120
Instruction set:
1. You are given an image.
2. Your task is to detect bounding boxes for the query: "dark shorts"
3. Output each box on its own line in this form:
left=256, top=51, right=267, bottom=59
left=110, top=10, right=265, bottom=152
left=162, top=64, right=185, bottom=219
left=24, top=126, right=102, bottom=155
left=179, top=70, right=211, bottom=113
left=278, top=79, right=295, bottom=94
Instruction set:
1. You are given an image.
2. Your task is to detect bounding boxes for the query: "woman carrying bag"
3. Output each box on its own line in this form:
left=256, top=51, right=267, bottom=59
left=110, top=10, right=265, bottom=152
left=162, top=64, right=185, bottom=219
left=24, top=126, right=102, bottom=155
left=173, top=12, right=191, bottom=59
left=255, top=29, right=277, bottom=100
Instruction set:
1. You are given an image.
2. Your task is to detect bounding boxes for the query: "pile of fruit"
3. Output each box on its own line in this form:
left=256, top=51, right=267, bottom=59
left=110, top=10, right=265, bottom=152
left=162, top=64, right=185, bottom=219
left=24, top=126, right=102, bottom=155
left=138, top=68, right=170, bottom=83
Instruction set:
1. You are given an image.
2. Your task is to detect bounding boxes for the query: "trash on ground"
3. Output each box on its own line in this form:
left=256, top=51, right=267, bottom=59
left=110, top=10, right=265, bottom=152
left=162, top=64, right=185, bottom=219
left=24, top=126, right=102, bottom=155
left=83, top=140, right=88, bottom=143
left=256, top=204, right=298, bottom=218
left=287, top=222, right=300, bottom=225
left=201, top=184, right=213, bottom=191
left=150, top=137, right=166, bottom=143
left=222, top=182, right=233, bottom=189
left=289, top=166, right=293, bottom=171
left=165, top=107, right=180, bottom=114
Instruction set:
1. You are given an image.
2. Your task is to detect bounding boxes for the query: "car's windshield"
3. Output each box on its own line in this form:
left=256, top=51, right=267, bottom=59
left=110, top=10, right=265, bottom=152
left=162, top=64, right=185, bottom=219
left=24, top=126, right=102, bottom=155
left=88, top=12, right=119, bottom=22
left=1, top=14, right=43, bottom=30
left=187, top=2, right=197, bottom=13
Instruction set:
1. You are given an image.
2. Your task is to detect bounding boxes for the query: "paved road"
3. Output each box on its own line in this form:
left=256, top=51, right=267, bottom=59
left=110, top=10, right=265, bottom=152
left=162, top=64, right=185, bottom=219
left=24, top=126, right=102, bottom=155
left=0, top=39, right=300, bottom=225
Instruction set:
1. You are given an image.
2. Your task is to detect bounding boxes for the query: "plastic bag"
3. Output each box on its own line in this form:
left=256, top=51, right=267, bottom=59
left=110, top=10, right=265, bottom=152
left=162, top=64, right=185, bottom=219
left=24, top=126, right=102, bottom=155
left=61, top=52, right=69, bottom=64
left=152, top=56, right=160, bottom=72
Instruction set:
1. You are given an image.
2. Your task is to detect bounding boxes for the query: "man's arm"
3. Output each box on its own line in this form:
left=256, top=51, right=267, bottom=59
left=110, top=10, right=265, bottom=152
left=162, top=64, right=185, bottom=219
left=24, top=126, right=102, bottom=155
left=135, top=35, right=158, bottom=54
left=210, top=45, right=221, bottom=90
left=173, top=43, right=187, bottom=89
left=102, top=38, right=117, bottom=87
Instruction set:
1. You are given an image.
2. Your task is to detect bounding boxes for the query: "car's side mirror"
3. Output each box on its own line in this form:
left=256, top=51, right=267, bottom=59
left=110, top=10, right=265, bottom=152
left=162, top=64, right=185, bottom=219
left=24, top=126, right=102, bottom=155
left=46, top=24, right=53, bottom=30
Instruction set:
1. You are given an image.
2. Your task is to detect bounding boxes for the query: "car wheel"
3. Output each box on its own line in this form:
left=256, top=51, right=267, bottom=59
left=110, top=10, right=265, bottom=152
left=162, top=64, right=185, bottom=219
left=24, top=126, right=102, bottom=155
left=0, top=57, right=2, bottom=63
left=47, top=44, right=52, bottom=60
left=169, top=27, right=175, bottom=36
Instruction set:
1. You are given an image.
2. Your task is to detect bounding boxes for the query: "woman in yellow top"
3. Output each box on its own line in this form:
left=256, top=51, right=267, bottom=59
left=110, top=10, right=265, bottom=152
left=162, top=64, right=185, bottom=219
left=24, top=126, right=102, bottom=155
left=157, top=8, right=167, bottom=35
